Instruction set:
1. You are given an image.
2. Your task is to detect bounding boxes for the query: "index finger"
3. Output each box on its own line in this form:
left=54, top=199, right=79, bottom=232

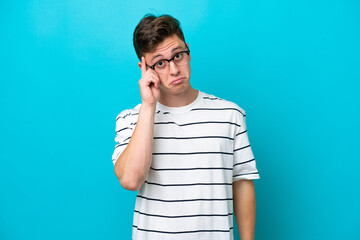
left=141, top=56, right=147, bottom=76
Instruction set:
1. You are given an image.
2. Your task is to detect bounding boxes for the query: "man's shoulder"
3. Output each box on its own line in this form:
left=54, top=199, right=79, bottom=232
left=115, top=104, right=141, bottom=122
left=200, top=91, right=246, bottom=116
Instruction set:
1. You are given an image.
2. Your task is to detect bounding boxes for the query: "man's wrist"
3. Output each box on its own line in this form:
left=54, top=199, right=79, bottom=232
left=140, top=102, right=157, bottom=114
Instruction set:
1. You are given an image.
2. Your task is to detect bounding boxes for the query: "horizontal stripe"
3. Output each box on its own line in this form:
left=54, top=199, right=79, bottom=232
left=153, top=151, right=233, bottom=155
left=116, top=112, right=138, bottom=121
left=153, top=135, right=234, bottom=140
left=116, top=127, right=132, bottom=133
left=134, top=210, right=233, bottom=219
left=115, top=143, right=128, bottom=149
left=234, top=144, right=250, bottom=152
left=150, top=167, right=232, bottom=171
left=133, top=225, right=233, bottom=234
left=144, top=181, right=232, bottom=187
left=116, top=136, right=232, bottom=148
left=233, top=158, right=255, bottom=167
left=202, top=96, right=222, bottom=100
left=123, top=136, right=131, bottom=142
left=190, top=107, right=245, bottom=117
left=235, top=130, right=247, bottom=136
left=154, top=121, right=241, bottom=128
left=233, top=171, right=259, bottom=178
left=116, top=110, right=161, bottom=121
left=137, top=195, right=233, bottom=203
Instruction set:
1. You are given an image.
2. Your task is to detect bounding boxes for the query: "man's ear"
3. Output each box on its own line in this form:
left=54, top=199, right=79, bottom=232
left=138, top=62, right=142, bottom=69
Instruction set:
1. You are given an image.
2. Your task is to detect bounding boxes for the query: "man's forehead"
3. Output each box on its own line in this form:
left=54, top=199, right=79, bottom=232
left=148, top=36, right=186, bottom=61
left=154, top=39, right=180, bottom=52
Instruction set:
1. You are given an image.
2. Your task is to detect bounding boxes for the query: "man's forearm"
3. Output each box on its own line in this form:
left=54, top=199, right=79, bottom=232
left=233, top=180, right=256, bottom=240
left=114, top=103, right=156, bottom=191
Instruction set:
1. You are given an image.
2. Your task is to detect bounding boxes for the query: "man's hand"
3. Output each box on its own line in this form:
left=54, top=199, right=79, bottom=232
left=139, top=56, right=160, bottom=106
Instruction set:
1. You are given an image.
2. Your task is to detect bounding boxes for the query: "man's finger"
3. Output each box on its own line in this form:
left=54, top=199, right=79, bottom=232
left=152, top=75, right=160, bottom=89
left=141, top=56, right=147, bottom=75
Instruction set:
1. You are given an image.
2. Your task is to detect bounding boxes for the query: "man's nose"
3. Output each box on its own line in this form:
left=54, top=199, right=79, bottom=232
left=169, top=60, right=180, bottom=75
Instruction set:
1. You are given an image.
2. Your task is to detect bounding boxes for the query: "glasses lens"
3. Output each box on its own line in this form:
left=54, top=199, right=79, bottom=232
left=174, top=52, right=188, bottom=65
left=154, top=60, right=168, bottom=71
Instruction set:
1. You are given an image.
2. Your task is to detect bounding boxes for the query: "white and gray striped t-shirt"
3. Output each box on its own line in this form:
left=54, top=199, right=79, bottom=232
left=112, top=90, right=260, bottom=240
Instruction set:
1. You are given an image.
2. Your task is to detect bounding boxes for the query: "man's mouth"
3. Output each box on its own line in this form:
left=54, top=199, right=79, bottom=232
left=171, top=77, right=185, bottom=85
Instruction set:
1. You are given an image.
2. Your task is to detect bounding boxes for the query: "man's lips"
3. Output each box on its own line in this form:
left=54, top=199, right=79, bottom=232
left=171, top=77, right=185, bottom=85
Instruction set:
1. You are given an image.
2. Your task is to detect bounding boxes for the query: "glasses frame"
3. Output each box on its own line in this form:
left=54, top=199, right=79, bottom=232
left=147, top=48, right=191, bottom=71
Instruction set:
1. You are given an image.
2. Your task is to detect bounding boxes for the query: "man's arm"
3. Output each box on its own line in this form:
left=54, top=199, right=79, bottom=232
left=233, top=179, right=256, bottom=240
left=114, top=103, right=156, bottom=191
left=114, top=56, right=160, bottom=191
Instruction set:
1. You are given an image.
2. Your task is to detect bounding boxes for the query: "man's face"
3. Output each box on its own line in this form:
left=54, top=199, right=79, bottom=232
left=141, top=34, right=192, bottom=95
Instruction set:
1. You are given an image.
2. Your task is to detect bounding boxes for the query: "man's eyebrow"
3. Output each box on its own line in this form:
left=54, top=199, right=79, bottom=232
left=151, top=46, right=186, bottom=61
left=171, top=46, right=184, bottom=53
left=151, top=54, right=163, bottom=61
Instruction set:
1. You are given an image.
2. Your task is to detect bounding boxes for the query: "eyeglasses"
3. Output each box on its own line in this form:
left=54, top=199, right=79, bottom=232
left=147, top=48, right=190, bottom=73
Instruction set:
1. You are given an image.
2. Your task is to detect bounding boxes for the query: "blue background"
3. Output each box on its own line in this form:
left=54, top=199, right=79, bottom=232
left=1, top=1, right=359, bottom=239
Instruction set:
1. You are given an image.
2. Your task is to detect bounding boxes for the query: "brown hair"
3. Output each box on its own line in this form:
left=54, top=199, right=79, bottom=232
left=133, top=14, right=186, bottom=60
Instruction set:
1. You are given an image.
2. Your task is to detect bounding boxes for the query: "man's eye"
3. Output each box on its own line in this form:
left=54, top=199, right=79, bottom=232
left=156, top=60, right=166, bottom=67
left=174, top=53, right=183, bottom=59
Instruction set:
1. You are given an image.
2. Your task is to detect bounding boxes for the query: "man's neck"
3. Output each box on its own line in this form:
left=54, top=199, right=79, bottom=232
left=158, top=88, right=199, bottom=108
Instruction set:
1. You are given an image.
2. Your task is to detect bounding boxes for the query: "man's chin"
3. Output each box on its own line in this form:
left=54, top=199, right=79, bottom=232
left=161, top=84, right=190, bottom=95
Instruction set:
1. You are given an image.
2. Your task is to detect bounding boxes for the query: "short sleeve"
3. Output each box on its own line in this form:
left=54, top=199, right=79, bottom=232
left=233, top=108, right=260, bottom=182
left=111, top=109, right=138, bottom=165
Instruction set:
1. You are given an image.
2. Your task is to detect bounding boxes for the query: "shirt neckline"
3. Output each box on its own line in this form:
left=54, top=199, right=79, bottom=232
left=156, top=90, right=203, bottom=114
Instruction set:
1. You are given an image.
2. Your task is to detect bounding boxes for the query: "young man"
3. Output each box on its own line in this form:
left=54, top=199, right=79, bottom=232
left=112, top=14, right=260, bottom=240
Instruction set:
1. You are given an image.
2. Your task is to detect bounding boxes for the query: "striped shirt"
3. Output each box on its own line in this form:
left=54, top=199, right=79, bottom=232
left=112, top=90, right=260, bottom=240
